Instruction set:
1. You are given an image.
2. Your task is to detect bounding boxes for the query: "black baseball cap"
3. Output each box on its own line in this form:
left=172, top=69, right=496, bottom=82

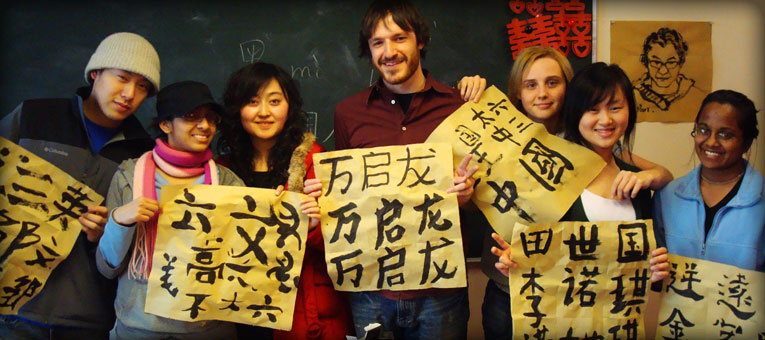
left=155, top=80, right=224, bottom=121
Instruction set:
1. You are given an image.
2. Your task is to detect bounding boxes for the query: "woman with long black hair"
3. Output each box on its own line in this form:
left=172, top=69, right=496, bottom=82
left=217, top=62, right=352, bottom=340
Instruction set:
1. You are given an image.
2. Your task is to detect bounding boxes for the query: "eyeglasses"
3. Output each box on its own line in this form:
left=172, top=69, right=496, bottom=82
left=691, top=125, right=738, bottom=141
left=180, top=111, right=221, bottom=125
left=648, top=59, right=680, bottom=70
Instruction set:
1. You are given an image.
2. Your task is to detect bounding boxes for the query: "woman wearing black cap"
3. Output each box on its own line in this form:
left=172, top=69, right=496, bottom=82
left=95, top=81, right=245, bottom=339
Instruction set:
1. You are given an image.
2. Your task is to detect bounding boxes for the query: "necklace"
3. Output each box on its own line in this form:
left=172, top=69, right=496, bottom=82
left=700, top=171, right=744, bottom=185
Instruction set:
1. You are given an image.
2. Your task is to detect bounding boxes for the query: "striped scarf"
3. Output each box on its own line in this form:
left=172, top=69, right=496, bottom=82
left=128, top=138, right=218, bottom=280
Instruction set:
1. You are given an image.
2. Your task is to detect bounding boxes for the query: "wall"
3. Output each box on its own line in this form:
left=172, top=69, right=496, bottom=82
left=596, top=0, right=765, bottom=176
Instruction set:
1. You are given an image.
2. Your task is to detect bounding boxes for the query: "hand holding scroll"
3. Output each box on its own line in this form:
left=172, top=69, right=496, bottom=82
left=79, top=205, right=108, bottom=242
left=456, top=75, right=487, bottom=103
left=302, top=178, right=322, bottom=198
left=446, top=154, right=479, bottom=207
left=112, top=196, right=159, bottom=226
left=649, top=247, right=670, bottom=282
left=302, top=178, right=324, bottom=229
left=491, top=232, right=518, bottom=277
left=276, top=182, right=321, bottom=230
left=301, top=197, right=320, bottom=230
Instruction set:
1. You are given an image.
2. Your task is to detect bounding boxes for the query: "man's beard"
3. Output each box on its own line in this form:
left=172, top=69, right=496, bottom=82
left=377, top=52, right=420, bottom=85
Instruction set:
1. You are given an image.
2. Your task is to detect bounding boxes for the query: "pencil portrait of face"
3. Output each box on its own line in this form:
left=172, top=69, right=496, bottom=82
left=632, top=27, right=704, bottom=112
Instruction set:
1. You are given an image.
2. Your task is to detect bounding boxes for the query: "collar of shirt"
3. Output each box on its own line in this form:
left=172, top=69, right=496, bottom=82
left=363, top=70, right=454, bottom=106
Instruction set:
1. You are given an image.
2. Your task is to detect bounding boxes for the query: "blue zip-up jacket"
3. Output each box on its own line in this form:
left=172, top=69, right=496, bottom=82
left=654, top=162, right=765, bottom=272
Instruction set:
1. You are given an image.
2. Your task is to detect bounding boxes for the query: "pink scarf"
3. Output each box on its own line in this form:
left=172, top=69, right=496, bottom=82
left=128, top=138, right=218, bottom=280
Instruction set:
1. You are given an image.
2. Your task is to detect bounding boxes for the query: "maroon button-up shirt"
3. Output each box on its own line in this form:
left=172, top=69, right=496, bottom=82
left=334, top=71, right=463, bottom=150
left=334, top=71, right=466, bottom=300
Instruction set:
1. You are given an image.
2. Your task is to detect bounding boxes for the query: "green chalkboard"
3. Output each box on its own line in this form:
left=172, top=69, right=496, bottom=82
left=0, top=0, right=593, bottom=259
left=0, top=0, right=517, bottom=147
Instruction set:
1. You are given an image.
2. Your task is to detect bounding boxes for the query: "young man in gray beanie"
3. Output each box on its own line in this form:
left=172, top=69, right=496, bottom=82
left=0, top=32, right=160, bottom=340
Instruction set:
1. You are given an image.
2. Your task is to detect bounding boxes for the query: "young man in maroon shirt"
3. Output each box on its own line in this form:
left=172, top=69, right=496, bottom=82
left=330, top=1, right=483, bottom=338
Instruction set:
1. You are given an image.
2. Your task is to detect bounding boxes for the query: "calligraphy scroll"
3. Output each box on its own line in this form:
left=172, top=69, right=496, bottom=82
left=145, top=185, right=308, bottom=330
left=656, top=254, right=765, bottom=339
left=0, top=136, right=103, bottom=314
left=313, top=143, right=466, bottom=292
left=509, top=220, right=655, bottom=339
left=426, top=86, right=605, bottom=241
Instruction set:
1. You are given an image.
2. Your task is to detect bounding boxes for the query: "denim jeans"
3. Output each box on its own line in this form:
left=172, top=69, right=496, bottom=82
left=481, top=280, right=512, bottom=339
left=110, top=318, right=236, bottom=340
left=0, top=315, right=108, bottom=340
left=347, top=289, right=469, bottom=340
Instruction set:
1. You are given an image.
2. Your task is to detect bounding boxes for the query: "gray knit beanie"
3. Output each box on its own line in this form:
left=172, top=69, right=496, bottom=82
left=84, top=32, right=161, bottom=96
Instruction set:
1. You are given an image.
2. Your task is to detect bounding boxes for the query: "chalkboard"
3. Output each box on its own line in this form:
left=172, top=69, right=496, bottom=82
left=1, top=0, right=510, bottom=145
left=0, top=0, right=593, bottom=259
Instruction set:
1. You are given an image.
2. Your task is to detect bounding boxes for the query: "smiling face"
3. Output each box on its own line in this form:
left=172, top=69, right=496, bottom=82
left=694, top=102, right=748, bottom=173
left=368, top=14, right=424, bottom=92
left=159, top=105, right=217, bottom=153
left=519, top=57, right=567, bottom=132
left=578, top=87, right=630, bottom=159
left=89, top=68, right=151, bottom=126
left=239, top=78, right=289, bottom=150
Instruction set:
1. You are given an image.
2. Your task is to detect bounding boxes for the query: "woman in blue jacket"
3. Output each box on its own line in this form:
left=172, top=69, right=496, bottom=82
left=654, top=90, right=764, bottom=271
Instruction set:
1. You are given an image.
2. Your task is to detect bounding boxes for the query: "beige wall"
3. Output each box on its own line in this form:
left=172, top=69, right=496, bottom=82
left=596, top=0, right=765, bottom=176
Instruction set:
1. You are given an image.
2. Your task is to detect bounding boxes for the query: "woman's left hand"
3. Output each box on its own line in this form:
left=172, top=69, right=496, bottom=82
left=611, top=170, right=652, bottom=200
left=303, top=178, right=322, bottom=198
left=649, top=247, right=670, bottom=283
left=301, top=197, right=321, bottom=230
left=276, top=184, right=320, bottom=230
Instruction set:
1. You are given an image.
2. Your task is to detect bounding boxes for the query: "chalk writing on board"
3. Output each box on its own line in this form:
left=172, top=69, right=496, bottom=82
left=291, top=66, right=313, bottom=78
left=290, top=55, right=321, bottom=79
left=321, top=130, right=335, bottom=145
left=190, top=13, right=209, bottom=25
left=240, top=39, right=265, bottom=64
left=306, top=112, right=318, bottom=136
